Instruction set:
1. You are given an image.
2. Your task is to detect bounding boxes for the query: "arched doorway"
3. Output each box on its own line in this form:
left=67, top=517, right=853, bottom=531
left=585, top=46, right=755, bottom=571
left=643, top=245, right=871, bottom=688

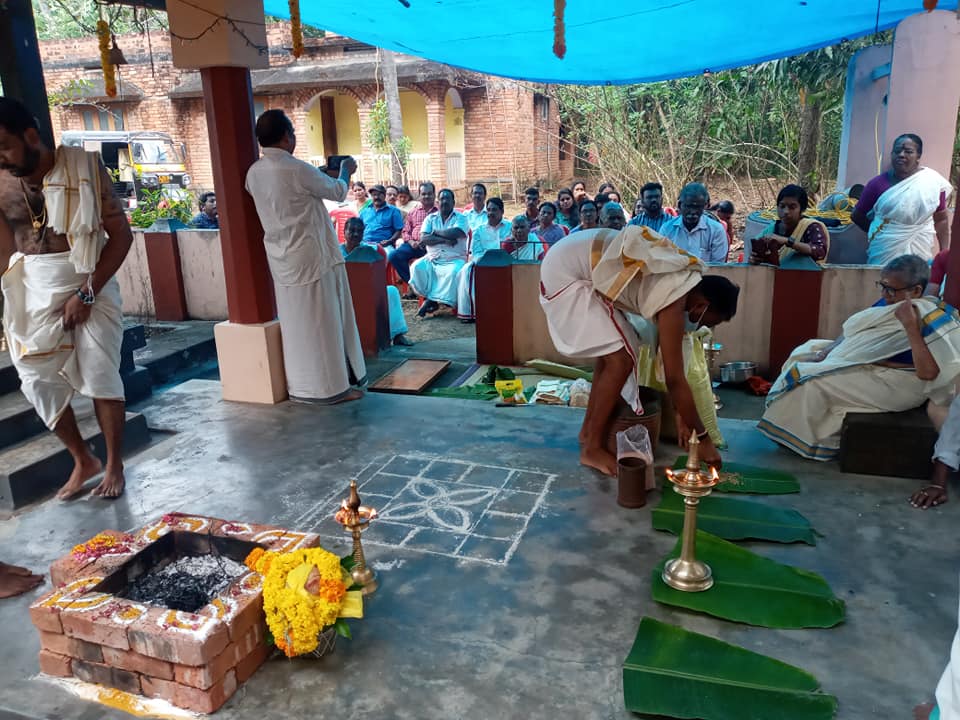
left=304, top=91, right=362, bottom=166
left=444, top=88, right=465, bottom=187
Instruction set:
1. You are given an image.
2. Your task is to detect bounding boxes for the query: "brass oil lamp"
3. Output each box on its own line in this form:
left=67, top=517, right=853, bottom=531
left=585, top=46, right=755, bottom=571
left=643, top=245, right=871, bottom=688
left=334, top=479, right=378, bottom=595
left=661, top=432, right=719, bottom=592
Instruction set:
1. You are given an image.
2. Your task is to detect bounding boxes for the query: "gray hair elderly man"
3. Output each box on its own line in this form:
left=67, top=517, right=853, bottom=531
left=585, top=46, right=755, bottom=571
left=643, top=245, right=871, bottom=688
left=599, top=202, right=627, bottom=231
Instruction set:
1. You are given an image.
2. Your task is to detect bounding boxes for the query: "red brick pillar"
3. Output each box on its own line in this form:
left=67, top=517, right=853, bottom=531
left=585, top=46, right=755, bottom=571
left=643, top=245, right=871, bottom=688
left=425, top=92, right=447, bottom=187
left=344, top=246, right=390, bottom=357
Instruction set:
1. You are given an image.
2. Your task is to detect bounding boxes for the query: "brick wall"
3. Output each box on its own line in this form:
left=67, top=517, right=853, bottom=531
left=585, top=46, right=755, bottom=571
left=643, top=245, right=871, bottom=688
left=38, top=25, right=568, bottom=194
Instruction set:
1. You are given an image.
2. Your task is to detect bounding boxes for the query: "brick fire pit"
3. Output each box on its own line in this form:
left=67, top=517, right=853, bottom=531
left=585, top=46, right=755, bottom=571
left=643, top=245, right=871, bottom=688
left=29, top=513, right=319, bottom=713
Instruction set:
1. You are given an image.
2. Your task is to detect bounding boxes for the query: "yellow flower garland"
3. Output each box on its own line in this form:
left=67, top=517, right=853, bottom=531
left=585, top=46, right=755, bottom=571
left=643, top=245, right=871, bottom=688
left=245, top=546, right=362, bottom=657
left=288, top=0, right=304, bottom=59
left=97, top=21, right=116, bottom=98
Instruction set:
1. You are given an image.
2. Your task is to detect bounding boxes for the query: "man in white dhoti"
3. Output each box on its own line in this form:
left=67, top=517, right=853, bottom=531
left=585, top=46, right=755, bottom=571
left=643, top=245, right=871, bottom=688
left=915, top=578, right=960, bottom=719
left=245, top=110, right=366, bottom=404
left=852, top=134, right=953, bottom=266
left=410, top=188, right=469, bottom=318
left=539, top=225, right=740, bottom=476
left=456, top=197, right=511, bottom=322
left=759, top=255, right=960, bottom=461
left=0, top=97, right=133, bottom=500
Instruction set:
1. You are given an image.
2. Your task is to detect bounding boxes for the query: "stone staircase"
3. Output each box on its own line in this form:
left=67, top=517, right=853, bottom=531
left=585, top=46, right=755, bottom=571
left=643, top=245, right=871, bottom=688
left=0, top=328, right=152, bottom=511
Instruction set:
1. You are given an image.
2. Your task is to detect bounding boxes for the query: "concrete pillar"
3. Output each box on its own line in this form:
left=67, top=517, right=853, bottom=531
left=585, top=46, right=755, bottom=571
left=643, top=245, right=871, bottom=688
left=425, top=90, right=447, bottom=187
left=144, top=221, right=189, bottom=321
left=836, top=44, right=892, bottom=188
left=883, top=10, right=960, bottom=178
left=344, top=246, right=390, bottom=356
left=167, top=0, right=285, bottom=403
left=0, top=0, right=54, bottom=147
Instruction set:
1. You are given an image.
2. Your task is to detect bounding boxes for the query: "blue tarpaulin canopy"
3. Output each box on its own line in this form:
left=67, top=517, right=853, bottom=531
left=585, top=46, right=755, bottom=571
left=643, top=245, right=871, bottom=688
left=263, top=1, right=958, bottom=85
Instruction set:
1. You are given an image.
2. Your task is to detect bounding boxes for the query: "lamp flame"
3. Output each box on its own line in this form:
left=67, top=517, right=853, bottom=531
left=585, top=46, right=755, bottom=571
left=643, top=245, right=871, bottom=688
left=709, top=467, right=719, bottom=481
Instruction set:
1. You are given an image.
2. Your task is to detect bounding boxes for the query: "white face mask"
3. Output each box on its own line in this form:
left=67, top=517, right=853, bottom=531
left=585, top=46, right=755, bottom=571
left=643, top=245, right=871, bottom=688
left=685, top=304, right=709, bottom=333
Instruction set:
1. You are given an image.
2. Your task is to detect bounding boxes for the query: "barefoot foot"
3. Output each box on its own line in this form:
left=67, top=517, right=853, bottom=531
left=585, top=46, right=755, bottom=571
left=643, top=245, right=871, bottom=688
left=92, top=465, right=125, bottom=498
left=331, top=388, right=364, bottom=405
left=914, top=702, right=935, bottom=720
left=0, top=562, right=44, bottom=598
left=56, top=454, right=103, bottom=501
left=580, top=446, right=618, bottom=477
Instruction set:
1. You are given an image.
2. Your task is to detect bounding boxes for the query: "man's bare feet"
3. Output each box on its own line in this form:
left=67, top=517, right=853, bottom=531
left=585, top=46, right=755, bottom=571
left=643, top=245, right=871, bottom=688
left=580, top=446, right=619, bottom=477
left=331, top=388, right=364, bottom=405
left=913, top=702, right=935, bottom=720
left=92, top=464, right=125, bottom=499
left=0, top=562, right=44, bottom=598
left=56, top=453, right=103, bottom=501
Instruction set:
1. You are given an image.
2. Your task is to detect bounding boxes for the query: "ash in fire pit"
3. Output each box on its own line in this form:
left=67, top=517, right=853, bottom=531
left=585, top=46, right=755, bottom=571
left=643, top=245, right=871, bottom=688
left=123, top=554, right=247, bottom=612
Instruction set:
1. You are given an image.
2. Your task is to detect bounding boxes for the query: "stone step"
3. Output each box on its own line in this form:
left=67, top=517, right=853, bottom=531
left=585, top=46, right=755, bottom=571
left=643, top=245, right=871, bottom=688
left=0, top=411, right=150, bottom=510
left=0, top=391, right=44, bottom=451
left=0, top=352, right=20, bottom=395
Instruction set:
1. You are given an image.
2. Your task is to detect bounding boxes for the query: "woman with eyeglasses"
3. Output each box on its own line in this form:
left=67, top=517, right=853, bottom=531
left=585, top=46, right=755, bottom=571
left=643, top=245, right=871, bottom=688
left=759, top=254, right=960, bottom=462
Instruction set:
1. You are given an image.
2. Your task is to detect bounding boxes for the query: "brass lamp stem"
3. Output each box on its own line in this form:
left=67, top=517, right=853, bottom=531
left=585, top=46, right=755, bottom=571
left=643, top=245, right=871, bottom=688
left=679, top=497, right=699, bottom=563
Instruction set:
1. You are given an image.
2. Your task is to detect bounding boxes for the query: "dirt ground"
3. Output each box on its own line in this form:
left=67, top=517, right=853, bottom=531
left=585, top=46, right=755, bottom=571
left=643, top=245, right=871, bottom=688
left=399, top=298, right=477, bottom=343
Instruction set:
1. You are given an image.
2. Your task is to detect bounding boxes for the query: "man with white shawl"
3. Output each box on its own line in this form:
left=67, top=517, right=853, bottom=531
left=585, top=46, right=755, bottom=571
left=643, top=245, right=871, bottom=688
left=0, top=97, right=133, bottom=501
left=245, top=110, right=365, bottom=405
left=456, top=196, right=511, bottom=321
left=852, top=133, right=953, bottom=266
left=759, top=255, right=960, bottom=461
left=539, top=225, right=740, bottom=476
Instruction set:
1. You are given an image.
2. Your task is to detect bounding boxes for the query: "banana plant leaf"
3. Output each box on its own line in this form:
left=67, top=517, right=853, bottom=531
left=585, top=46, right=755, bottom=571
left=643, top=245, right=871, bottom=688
left=623, top=617, right=838, bottom=720
left=672, top=456, right=801, bottom=494
left=427, top=384, right=499, bottom=401
left=652, top=531, right=845, bottom=628
left=653, top=487, right=817, bottom=545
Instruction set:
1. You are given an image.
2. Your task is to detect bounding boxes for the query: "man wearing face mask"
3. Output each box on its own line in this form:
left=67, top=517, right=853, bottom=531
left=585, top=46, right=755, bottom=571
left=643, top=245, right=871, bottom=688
left=660, top=183, right=729, bottom=263
left=539, top=225, right=740, bottom=476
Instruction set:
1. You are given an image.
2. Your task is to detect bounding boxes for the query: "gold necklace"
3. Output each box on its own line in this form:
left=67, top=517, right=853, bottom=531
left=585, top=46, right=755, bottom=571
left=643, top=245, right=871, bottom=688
left=20, top=181, right=46, bottom=232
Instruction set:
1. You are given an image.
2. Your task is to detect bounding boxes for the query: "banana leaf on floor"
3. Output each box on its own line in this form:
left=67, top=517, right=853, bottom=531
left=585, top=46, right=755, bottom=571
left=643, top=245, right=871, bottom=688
left=651, top=531, right=845, bottom=628
left=653, top=486, right=817, bottom=544
left=623, top=617, right=838, bottom=719
left=672, top=456, right=801, bottom=494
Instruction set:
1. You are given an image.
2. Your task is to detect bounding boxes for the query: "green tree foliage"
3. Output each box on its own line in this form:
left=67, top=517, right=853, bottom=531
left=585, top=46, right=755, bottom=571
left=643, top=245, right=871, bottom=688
left=32, top=0, right=165, bottom=40
left=553, top=36, right=893, bottom=204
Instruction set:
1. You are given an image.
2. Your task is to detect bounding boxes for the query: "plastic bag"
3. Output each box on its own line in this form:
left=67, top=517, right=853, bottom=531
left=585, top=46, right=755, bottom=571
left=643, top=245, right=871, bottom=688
left=616, top=424, right=656, bottom=490
left=494, top=378, right=526, bottom=404
left=569, top=378, right=591, bottom=408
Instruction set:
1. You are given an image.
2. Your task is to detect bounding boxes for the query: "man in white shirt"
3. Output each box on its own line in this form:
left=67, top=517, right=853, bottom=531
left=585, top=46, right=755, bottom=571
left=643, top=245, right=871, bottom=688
left=244, top=109, right=365, bottom=404
left=411, top=188, right=469, bottom=316
left=463, top=183, right=488, bottom=233
left=660, top=183, right=728, bottom=263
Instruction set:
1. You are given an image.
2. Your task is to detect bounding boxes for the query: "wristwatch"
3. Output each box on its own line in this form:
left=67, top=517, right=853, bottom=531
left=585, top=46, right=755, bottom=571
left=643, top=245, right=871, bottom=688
left=76, top=286, right=96, bottom=306
left=786, top=238, right=796, bottom=248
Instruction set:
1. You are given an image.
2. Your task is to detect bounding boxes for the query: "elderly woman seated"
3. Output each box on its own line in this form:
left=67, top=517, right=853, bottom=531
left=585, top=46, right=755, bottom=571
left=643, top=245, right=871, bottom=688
left=758, top=255, right=960, bottom=461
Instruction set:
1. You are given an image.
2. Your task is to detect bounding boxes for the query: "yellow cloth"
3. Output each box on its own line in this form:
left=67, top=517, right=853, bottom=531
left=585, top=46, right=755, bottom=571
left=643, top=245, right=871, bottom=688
left=44, top=145, right=105, bottom=274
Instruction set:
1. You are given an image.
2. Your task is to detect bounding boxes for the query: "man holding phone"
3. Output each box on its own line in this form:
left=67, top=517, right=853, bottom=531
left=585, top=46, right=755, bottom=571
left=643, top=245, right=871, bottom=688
left=245, top=110, right=366, bottom=405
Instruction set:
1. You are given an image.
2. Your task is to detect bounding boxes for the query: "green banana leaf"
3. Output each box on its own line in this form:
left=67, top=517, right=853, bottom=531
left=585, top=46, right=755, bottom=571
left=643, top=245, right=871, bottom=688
left=672, top=456, right=801, bottom=494
left=653, top=487, right=816, bottom=545
left=652, top=531, right=845, bottom=628
left=623, top=617, right=838, bottom=720
left=427, top=384, right=499, bottom=401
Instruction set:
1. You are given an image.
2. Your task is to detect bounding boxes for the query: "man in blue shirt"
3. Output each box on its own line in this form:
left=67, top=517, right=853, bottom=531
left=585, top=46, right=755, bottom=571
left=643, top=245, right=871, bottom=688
left=628, top=182, right=670, bottom=232
left=190, top=191, right=218, bottom=229
left=359, top=184, right=403, bottom=248
left=660, top=183, right=728, bottom=263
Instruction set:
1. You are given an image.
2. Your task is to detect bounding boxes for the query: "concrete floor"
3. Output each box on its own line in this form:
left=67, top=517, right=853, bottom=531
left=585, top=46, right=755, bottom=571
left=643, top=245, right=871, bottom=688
left=1, top=379, right=958, bottom=719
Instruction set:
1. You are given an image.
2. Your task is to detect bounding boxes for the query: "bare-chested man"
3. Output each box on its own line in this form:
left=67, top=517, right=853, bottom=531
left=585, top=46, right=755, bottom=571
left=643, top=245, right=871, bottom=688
left=0, top=97, right=133, bottom=500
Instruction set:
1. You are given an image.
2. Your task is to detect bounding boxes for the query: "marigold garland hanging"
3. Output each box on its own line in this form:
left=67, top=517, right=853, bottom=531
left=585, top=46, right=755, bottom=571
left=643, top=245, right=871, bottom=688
left=97, top=20, right=117, bottom=97
left=553, top=0, right=566, bottom=60
left=288, top=0, right=304, bottom=58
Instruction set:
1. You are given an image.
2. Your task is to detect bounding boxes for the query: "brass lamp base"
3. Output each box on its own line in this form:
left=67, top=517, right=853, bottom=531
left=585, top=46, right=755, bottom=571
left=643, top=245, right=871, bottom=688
left=352, top=565, right=378, bottom=595
left=662, top=557, right=714, bottom=592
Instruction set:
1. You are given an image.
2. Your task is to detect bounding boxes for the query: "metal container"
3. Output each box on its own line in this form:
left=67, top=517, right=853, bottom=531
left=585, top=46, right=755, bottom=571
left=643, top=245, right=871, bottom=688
left=719, top=361, right=758, bottom=384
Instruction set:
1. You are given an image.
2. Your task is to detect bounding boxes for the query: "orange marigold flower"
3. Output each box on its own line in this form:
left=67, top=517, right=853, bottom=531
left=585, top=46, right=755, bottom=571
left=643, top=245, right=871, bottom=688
left=244, top=547, right=265, bottom=571
left=318, top=578, right=346, bottom=604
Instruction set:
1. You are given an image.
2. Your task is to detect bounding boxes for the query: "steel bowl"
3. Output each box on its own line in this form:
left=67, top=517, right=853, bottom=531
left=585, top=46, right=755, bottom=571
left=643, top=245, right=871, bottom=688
left=719, top=361, right=758, bottom=384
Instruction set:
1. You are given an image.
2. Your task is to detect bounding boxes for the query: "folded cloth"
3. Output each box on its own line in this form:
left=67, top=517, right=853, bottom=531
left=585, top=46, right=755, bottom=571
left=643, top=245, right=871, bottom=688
left=747, top=375, right=772, bottom=396
left=44, top=145, right=105, bottom=274
left=532, top=379, right=571, bottom=405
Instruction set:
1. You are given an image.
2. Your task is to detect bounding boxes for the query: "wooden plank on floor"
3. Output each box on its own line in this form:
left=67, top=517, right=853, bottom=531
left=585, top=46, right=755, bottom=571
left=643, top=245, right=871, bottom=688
left=369, top=359, right=452, bottom=394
